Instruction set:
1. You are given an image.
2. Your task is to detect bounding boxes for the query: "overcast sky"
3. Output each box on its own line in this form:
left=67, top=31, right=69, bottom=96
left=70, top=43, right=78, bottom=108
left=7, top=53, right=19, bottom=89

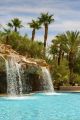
left=0, top=0, right=80, bottom=44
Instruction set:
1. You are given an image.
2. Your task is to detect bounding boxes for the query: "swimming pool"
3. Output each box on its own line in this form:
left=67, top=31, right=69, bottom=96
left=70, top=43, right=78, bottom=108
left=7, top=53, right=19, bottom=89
left=0, top=92, right=80, bottom=120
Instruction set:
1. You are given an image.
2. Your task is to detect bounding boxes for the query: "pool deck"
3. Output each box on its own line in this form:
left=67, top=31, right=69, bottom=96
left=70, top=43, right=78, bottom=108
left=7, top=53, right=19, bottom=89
left=59, top=86, right=80, bottom=92
left=56, top=90, right=80, bottom=93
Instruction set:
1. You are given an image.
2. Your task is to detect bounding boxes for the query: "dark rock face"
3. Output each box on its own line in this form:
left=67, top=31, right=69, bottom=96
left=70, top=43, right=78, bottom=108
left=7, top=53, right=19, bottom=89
left=0, top=57, right=7, bottom=94
left=0, top=72, right=7, bottom=93
left=27, top=73, right=42, bottom=92
left=21, top=65, right=43, bottom=94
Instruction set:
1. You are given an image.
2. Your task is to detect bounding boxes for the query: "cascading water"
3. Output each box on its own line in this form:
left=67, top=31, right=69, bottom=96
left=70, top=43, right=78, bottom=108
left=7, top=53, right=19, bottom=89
left=41, top=67, right=54, bottom=92
left=5, top=56, right=54, bottom=95
left=5, top=57, right=23, bottom=96
left=15, top=62, right=23, bottom=94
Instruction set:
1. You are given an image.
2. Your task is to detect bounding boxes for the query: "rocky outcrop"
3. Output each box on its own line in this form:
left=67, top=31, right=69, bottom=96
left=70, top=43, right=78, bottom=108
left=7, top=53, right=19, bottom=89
left=0, top=44, right=48, bottom=94
left=0, top=44, right=48, bottom=66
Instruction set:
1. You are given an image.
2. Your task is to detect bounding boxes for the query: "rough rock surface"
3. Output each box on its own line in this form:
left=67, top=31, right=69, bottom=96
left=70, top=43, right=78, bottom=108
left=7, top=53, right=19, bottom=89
left=0, top=44, right=48, bottom=94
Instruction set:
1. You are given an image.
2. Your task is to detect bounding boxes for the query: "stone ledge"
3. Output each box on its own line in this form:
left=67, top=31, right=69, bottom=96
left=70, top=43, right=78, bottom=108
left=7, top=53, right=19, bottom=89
left=60, top=86, right=80, bottom=91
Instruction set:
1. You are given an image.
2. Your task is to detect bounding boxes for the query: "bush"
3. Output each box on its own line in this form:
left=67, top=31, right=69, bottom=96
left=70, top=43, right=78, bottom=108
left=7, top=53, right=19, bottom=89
left=50, top=59, right=70, bottom=88
left=0, top=32, right=44, bottom=58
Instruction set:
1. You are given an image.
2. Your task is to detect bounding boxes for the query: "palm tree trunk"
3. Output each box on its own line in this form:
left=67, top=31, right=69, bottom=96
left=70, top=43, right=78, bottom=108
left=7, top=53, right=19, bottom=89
left=58, top=46, right=62, bottom=65
left=32, top=28, right=35, bottom=41
left=44, top=23, right=48, bottom=56
left=66, top=53, right=69, bottom=60
left=14, top=27, right=17, bottom=32
left=69, top=51, right=74, bottom=85
left=62, top=52, right=64, bottom=60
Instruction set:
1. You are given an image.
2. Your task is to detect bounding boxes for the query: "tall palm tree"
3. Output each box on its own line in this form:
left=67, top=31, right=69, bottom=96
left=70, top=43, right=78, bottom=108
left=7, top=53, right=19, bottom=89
left=64, top=31, right=80, bottom=84
left=28, top=20, right=41, bottom=41
left=38, top=12, right=54, bottom=55
left=7, top=18, right=23, bottom=32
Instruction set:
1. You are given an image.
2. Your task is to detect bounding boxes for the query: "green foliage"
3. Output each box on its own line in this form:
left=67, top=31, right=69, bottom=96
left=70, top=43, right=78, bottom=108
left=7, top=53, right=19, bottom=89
left=73, top=52, right=80, bottom=74
left=25, top=41, right=43, bottom=58
left=49, top=31, right=80, bottom=86
left=0, top=31, right=44, bottom=58
left=28, top=20, right=41, bottom=30
left=38, top=12, right=54, bottom=25
left=50, top=60, right=69, bottom=87
left=25, top=66, right=42, bottom=75
left=64, top=31, right=80, bottom=53
left=28, top=19, right=41, bottom=41
left=73, top=74, right=80, bottom=85
left=7, top=18, right=23, bottom=32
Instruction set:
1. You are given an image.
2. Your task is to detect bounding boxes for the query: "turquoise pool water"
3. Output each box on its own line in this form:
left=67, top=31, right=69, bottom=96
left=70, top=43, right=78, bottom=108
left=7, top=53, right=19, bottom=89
left=0, top=92, right=80, bottom=120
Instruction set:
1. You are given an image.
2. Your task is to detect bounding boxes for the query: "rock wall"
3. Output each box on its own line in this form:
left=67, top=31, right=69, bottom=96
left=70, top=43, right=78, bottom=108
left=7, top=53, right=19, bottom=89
left=0, top=57, right=7, bottom=93
left=0, top=44, right=49, bottom=94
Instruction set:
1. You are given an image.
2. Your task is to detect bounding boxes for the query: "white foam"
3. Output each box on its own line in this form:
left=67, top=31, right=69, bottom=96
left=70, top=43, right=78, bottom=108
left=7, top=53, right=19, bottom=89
left=2, top=96, right=36, bottom=100
left=44, top=92, right=62, bottom=96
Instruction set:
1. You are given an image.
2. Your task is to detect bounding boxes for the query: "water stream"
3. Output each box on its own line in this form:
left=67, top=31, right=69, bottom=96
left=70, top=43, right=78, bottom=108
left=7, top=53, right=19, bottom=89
left=5, top=57, right=54, bottom=96
left=6, top=57, right=23, bottom=96
left=41, top=67, right=54, bottom=92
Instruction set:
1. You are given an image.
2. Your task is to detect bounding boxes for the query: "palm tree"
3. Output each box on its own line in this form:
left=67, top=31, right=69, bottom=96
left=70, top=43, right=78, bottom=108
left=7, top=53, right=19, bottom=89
left=2, top=28, right=11, bottom=44
left=28, top=20, right=41, bottom=41
left=7, top=18, right=23, bottom=32
left=38, top=12, right=54, bottom=55
left=50, top=34, right=67, bottom=65
left=64, top=31, right=80, bottom=84
left=0, top=28, right=12, bottom=52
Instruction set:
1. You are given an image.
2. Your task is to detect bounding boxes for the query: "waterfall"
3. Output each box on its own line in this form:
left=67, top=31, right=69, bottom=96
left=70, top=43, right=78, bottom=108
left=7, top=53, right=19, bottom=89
left=41, top=67, right=54, bottom=92
left=5, top=56, right=54, bottom=95
left=5, top=57, right=23, bottom=96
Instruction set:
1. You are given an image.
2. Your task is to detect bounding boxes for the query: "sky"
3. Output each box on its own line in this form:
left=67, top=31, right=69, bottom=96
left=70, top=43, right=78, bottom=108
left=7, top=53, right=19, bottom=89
left=0, top=0, right=80, bottom=45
